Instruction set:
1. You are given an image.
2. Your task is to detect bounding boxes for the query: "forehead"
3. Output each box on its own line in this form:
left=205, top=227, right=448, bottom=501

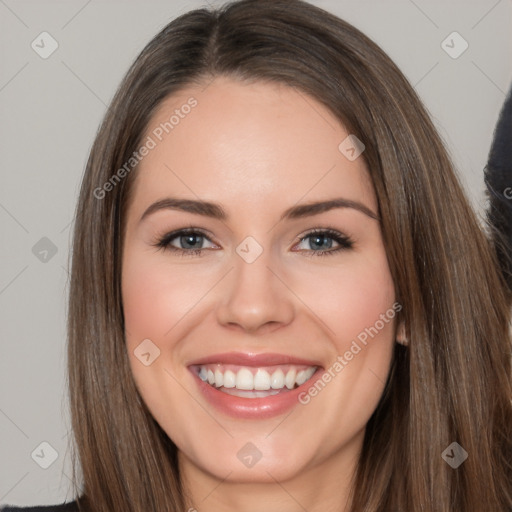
left=130, top=76, right=376, bottom=218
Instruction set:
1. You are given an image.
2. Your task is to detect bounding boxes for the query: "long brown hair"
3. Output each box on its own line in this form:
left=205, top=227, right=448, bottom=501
left=67, top=1, right=512, bottom=510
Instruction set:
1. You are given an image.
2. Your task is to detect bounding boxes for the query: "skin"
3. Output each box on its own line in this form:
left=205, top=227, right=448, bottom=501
left=121, top=76, right=401, bottom=512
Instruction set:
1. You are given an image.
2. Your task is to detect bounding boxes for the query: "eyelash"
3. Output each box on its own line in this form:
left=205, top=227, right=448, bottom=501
left=152, top=227, right=354, bottom=258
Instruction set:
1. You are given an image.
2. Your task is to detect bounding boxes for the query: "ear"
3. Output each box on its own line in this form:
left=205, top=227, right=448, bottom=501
left=395, top=320, right=408, bottom=346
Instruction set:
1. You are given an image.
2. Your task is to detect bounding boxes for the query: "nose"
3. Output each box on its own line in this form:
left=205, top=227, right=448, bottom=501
left=215, top=246, right=295, bottom=334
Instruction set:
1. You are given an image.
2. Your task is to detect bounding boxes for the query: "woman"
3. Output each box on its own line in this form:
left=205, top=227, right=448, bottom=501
left=3, top=0, right=511, bottom=510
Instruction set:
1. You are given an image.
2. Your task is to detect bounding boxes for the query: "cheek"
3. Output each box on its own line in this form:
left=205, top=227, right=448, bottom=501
left=120, top=249, right=203, bottom=407
left=122, top=251, right=206, bottom=341
left=289, top=252, right=396, bottom=343
left=290, top=251, right=396, bottom=409
left=289, top=256, right=396, bottom=448
left=121, top=250, right=201, bottom=425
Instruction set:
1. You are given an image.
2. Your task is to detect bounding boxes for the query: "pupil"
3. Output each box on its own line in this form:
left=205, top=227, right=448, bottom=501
left=182, top=234, right=202, bottom=249
left=311, top=235, right=331, bottom=250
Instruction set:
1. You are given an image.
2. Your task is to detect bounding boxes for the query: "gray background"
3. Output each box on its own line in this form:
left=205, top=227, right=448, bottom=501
left=0, top=0, right=511, bottom=507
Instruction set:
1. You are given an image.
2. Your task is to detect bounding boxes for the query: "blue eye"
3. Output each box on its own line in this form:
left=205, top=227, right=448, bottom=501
left=294, top=228, right=353, bottom=257
left=153, top=227, right=353, bottom=257
left=154, top=228, right=216, bottom=256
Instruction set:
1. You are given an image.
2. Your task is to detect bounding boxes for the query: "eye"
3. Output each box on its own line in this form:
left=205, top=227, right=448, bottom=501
left=292, top=228, right=353, bottom=257
left=152, top=227, right=354, bottom=258
left=153, top=228, right=218, bottom=256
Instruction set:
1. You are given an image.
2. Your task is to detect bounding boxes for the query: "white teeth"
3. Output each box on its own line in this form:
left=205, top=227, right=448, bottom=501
left=199, top=366, right=208, bottom=382
left=221, top=388, right=281, bottom=398
left=254, top=369, right=271, bottom=390
left=223, top=370, right=236, bottom=388
left=303, top=367, right=316, bottom=381
left=285, top=368, right=296, bottom=390
left=236, top=368, right=254, bottom=390
left=271, top=369, right=285, bottom=389
left=197, top=364, right=317, bottom=392
left=296, top=370, right=307, bottom=386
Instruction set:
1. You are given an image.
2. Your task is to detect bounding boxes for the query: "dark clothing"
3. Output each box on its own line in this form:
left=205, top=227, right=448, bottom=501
left=1, top=502, right=79, bottom=511
left=485, top=83, right=512, bottom=289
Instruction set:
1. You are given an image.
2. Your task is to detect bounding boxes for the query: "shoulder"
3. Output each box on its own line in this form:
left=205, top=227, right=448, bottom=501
left=1, top=501, right=79, bottom=512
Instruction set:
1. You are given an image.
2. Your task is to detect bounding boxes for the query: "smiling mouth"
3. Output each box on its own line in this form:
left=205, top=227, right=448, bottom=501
left=189, top=363, right=318, bottom=398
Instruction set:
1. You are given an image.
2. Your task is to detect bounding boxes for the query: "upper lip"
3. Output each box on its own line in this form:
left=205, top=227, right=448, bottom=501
left=187, top=352, right=323, bottom=368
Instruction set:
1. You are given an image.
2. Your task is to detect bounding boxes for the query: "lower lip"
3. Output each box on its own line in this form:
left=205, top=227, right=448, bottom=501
left=189, top=368, right=322, bottom=420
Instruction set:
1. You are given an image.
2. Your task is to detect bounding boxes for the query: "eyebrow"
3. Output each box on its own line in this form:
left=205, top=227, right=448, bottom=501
left=139, top=196, right=379, bottom=224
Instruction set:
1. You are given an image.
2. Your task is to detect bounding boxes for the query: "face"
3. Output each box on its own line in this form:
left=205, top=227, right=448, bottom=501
left=121, top=76, right=398, bottom=486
